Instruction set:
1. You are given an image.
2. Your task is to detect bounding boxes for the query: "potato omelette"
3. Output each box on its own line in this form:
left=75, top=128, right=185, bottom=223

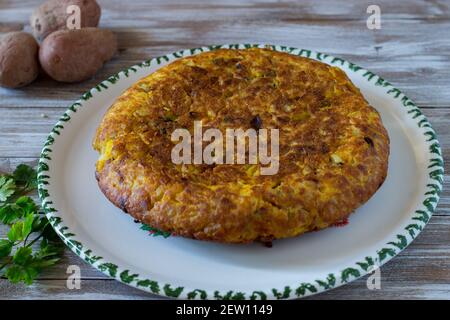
left=93, top=48, right=390, bottom=243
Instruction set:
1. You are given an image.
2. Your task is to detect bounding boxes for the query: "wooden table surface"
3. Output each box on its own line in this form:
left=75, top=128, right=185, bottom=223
left=0, top=0, right=449, bottom=300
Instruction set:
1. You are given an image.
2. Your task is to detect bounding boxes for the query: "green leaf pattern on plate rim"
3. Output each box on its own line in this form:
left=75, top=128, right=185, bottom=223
left=37, top=44, right=444, bottom=299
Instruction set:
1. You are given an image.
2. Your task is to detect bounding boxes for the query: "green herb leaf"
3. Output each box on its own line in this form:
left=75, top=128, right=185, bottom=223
left=5, top=264, right=39, bottom=285
left=23, top=213, right=35, bottom=239
left=0, top=164, right=63, bottom=286
left=8, top=221, right=25, bottom=242
left=13, top=246, right=33, bottom=265
left=6, top=246, right=53, bottom=285
left=36, top=238, right=63, bottom=260
left=0, top=197, right=37, bottom=225
left=0, top=204, right=21, bottom=224
left=13, top=164, right=37, bottom=191
left=7, top=214, right=34, bottom=242
left=0, top=176, right=15, bottom=202
left=0, top=239, right=13, bottom=258
left=16, top=196, right=37, bottom=215
left=32, top=215, right=48, bottom=233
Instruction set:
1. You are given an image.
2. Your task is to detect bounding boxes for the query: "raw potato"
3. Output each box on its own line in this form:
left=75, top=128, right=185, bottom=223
left=30, top=0, right=101, bottom=40
left=39, top=28, right=117, bottom=83
left=0, top=32, right=40, bottom=88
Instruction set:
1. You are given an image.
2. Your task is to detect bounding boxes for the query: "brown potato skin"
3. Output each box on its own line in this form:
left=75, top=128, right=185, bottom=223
left=30, top=0, right=101, bottom=41
left=39, top=28, right=117, bottom=83
left=0, top=32, right=39, bottom=88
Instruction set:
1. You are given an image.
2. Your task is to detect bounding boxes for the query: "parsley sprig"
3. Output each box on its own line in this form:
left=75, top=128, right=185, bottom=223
left=0, top=164, right=63, bottom=284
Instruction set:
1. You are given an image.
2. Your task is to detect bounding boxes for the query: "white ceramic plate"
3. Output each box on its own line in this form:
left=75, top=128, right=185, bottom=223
left=38, top=44, right=444, bottom=299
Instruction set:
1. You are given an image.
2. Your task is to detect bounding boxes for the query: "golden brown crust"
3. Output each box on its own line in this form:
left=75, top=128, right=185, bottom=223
left=93, top=48, right=390, bottom=243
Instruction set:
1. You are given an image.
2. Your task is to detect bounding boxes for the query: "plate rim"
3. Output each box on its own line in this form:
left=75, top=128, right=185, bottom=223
left=37, top=43, right=444, bottom=300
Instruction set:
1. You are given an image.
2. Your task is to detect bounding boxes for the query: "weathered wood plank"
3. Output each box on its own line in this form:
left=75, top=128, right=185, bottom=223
left=1, top=277, right=449, bottom=300
left=0, top=4, right=449, bottom=107
left=5, top=278, right=450, bottom=300
left=0, top=279, right=160, bottom=300
left=0, top=34, right=449, bottom=108
left=1, top=0, right=449, bottom=21
left=310, top=282, right=450, bottom=300
left=2, top=53, right=449, bottom=108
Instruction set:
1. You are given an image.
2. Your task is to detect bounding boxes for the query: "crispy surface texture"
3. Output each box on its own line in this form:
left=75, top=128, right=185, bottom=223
left=93, top=48, right=390, bottom=243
